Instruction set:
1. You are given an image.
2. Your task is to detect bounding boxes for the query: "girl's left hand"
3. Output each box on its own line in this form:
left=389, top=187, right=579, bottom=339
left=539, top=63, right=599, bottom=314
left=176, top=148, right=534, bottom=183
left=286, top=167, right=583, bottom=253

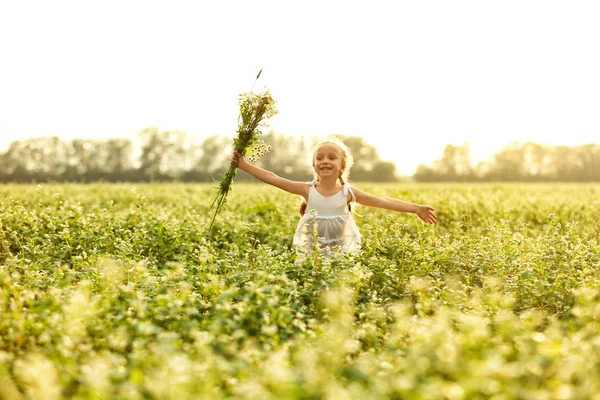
left=416, top=205, right=437, bottom=224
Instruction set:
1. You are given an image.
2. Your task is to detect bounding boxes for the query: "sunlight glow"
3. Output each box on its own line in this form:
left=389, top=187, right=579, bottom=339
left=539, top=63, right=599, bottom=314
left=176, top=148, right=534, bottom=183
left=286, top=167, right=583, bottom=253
left=1, top=1, right=598, bottom=174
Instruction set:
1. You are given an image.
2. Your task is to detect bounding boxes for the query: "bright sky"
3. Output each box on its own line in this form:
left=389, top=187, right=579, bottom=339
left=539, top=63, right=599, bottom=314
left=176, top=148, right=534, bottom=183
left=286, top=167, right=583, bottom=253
left=1, top=1, right=599, bottom=174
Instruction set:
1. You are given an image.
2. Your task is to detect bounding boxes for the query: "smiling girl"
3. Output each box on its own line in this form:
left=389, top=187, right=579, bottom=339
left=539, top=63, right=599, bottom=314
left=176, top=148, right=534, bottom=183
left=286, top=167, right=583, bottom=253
left=231, top=137, right=437, bottom=252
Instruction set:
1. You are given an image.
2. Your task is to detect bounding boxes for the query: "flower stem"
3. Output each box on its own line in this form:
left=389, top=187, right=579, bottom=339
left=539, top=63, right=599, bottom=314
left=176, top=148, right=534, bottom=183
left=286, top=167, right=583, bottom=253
left=208, top=162, right=238, bottom=230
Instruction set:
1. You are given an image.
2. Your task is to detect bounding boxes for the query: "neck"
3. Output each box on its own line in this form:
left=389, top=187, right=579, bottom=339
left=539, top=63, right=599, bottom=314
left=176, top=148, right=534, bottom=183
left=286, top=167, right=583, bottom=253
left=317, top=176, right=339, bottom=188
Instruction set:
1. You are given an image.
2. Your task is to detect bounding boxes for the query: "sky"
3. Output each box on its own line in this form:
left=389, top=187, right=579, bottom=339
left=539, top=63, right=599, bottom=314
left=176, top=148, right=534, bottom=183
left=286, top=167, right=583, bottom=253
left=1, top=1, right=599, bottom=175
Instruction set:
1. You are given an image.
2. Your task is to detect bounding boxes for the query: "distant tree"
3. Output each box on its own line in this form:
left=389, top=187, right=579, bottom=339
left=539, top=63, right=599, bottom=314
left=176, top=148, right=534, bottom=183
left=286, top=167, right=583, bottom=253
left=413, top=164, right=436, bottom=182
left=438, top=144, right=473, bottom=181
left=0, top=150, right=7, bottom=182
left=2, top=140, right=28, bottom=177
left=370, top=161, right=398, bottom=182
left=578, top=144, right=600, bottom=181
left=138, top=127, right=189, bottom=180
left=482, top=142, right=528, bottom=181
left=161, top=130, right=189, bottom=178
left=103, top=138, right=134, bottom=177
left=183, top=134, right=231, bottom=182
left=0, top=137, right=68, bottom=181
left=521, top=142, right=552, bottom=180
left=547, top=146, right=573, bottom=181
left=30, top=137, right=68, bottom=178
left=67, top=139, right=104, bottom=181
left=414, top=144, right=473, bottom=182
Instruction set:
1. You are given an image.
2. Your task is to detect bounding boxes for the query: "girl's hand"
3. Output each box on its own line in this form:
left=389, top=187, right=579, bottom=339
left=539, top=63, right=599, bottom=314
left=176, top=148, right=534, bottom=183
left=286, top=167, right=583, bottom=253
left=416, top=205, right=437, bottom=224
left=231, top=151, right=247, bottom=168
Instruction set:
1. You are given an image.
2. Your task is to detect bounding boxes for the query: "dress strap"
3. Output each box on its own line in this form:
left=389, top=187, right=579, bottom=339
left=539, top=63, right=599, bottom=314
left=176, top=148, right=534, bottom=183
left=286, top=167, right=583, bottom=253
left=343, top=183, right=356, bottom=203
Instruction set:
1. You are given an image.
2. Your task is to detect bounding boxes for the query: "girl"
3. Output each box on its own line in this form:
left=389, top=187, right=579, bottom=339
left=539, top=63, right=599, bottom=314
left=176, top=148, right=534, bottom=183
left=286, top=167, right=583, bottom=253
left=231, top=137, right=437, bottom=252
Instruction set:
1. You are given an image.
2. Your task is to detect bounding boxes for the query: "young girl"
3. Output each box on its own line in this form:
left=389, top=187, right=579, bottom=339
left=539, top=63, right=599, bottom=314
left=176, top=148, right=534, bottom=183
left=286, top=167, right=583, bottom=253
left=231, top=138, right=437, bottom=252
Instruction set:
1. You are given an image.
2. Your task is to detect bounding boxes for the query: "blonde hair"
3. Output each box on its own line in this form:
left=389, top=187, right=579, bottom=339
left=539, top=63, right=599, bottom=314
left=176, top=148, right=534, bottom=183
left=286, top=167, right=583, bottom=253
left=300, top=137, right=354, bottom=216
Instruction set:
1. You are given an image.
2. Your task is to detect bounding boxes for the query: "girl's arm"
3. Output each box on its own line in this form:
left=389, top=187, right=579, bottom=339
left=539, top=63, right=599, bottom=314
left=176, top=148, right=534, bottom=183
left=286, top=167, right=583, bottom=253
left=232, top=152, right=310, bottom=199
left=352, top=186, right=437, bottom=224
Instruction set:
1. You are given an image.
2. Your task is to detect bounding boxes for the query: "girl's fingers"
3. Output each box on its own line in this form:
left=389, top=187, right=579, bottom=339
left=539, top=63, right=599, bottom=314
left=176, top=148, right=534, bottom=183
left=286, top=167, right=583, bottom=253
left=420, top=211, right=437, bottom=224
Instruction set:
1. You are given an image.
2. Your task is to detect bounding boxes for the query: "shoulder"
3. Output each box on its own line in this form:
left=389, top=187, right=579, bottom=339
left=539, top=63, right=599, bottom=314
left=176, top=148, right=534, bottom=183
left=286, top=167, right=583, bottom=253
left=343, top=182, right=357, bottom=202
left=349, top=185, right=376, bottom=203
left=300, top=181, right=313, bottom=200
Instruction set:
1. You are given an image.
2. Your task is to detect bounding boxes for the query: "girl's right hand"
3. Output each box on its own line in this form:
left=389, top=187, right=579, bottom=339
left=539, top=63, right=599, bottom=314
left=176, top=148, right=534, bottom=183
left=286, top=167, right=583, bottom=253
left=231, top=151, right=245, bottom=167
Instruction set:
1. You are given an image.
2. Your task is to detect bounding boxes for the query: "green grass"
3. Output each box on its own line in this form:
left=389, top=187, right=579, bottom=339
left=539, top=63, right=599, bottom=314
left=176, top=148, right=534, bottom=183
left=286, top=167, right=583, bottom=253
left=1, top=182, right=600, bottom=399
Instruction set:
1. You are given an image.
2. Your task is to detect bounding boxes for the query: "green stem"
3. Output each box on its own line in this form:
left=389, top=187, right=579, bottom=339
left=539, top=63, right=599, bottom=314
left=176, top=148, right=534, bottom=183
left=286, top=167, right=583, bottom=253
left=208, top=162, right=238, bottom=230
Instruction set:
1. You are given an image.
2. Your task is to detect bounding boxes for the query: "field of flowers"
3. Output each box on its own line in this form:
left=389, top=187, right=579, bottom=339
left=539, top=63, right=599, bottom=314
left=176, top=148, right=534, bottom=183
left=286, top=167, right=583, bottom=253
left=1, top=182, right=600, bottom=399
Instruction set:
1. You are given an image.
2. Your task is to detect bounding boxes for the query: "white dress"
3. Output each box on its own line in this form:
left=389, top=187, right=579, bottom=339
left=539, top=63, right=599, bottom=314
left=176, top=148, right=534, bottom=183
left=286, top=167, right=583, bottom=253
left=293, top=182, right=361, bottom=252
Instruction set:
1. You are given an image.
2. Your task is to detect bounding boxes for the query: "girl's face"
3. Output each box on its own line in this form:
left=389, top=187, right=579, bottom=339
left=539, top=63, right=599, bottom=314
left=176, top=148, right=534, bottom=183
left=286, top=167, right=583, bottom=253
left=313, top=143, right=345, bottom=180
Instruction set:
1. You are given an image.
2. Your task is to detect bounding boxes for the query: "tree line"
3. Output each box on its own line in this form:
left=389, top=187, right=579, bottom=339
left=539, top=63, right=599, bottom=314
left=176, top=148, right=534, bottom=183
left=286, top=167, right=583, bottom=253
left=1, top=129, right=598, bottom=183
left=0, top=129, right=397, bottom=183
left=415, top=142, right=600, bottom=182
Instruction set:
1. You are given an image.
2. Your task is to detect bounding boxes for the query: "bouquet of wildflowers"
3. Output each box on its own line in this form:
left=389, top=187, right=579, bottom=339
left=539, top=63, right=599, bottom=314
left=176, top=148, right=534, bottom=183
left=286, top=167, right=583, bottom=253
left=208, top=70, right=278, bottom=229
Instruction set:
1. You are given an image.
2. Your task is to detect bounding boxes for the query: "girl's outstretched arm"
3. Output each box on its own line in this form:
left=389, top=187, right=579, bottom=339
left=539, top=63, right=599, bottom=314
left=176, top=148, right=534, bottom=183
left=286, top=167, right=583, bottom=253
left=232, top=152, right=310, bottom=199
left=352, top=186, right=437, bottom=224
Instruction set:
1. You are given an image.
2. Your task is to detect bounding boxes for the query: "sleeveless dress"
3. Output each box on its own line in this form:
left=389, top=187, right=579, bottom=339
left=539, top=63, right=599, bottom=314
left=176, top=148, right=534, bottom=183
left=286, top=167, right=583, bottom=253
left=293, top=182, right=361, bottom=252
